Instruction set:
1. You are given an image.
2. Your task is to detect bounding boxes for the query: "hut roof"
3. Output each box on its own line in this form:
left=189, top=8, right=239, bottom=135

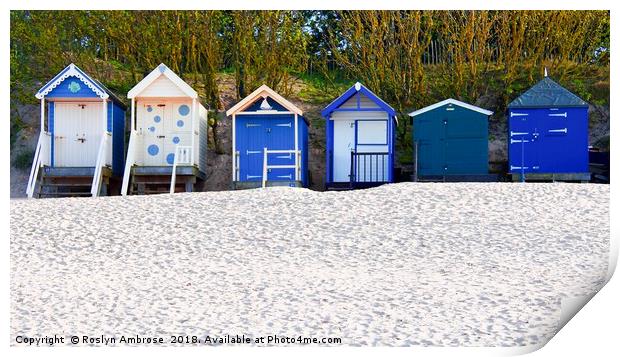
left=321, top=82, right=396, bottom=118
left=128, top=63, right=198, bottom=99
left=508, top=77, right=588, bottom=108
left=35, top=63, right=126, bottom=109
left=226, top=84, right=303, bottom=117
left=408, top=98, right=493, bottom=117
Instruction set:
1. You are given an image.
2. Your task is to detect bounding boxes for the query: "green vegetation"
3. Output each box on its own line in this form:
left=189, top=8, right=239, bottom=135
left=13, top=150, right=33, bottom=170
left=10, top=10, right=610, bottom=159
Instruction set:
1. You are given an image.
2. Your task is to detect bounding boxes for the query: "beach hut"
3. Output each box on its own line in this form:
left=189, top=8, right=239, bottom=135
left=321, top=82, right=397, bottom=189
left=409, top=99, right=493, bottom=180
left=507, top=73, right=590, bottom=181
left=226, top=85, right=308, bottom=189
left=26, top=63, right=127, bottom=198
left=122, top=64, right=208, bottom=195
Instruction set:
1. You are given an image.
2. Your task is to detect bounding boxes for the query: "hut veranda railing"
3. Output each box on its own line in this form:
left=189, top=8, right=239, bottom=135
left=170, top=145, right=193, bottom=193
left=26, top=132, right=51, bottom=198
left=121, top=131, right=142, bottom=196
left=90, top=131, right=111, bottom=197
left=262, top=148, right=301, bottom=188
left=350, top=151, right=390, bottom=184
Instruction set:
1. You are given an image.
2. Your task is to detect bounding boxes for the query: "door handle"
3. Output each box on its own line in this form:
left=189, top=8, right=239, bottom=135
left=157, top=135, right=166, bottom=139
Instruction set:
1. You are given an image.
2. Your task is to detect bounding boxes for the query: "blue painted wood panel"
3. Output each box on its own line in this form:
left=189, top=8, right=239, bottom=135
left=111, top=102, right=127, bottom=177
left=508, top=107, right=588, bottom=174
left=413, top=104, right=489, bottom=175
left=235, top=114, right=303, bottom=184
left=46, top=76, right=99, bottom=98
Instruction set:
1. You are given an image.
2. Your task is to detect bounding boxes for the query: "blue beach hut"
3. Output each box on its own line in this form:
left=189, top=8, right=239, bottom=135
left=226, top=85, right=309, bottom=189
left=27, top=63, right=127, bottom=198
left=321, top=82, right=397, bottom=189
left=508, top=73, right=590, bottom=181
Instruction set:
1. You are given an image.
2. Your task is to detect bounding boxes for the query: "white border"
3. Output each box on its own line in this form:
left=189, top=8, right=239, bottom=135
left=409, top=98, right=493, bottom=117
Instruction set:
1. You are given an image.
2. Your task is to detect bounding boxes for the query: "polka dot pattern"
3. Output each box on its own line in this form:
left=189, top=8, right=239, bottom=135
left=154, top=115, right=161, bottom=123
left=172, top=137, right=180, bottom=144
left=177, top=120, right=184, bottom=128
left=178, top=105, right=190, bottom=116
left=147, top=144, right=159, bottom=156
left=147, top=106, right=153, bottom=112
left=148, top=126, right=156, bottom=132
left=166, top=153, right=175, bottom=165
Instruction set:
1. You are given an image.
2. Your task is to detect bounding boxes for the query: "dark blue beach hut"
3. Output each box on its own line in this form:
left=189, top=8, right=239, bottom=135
left=508, top=73, right=590, bottom=181
left=27, top=63, right=127, bottom=198
left=322, top=82, right=397, bottom=189
left=409, top=99, right=493, bottom=179
left=226, top=85, right=309, bottom=189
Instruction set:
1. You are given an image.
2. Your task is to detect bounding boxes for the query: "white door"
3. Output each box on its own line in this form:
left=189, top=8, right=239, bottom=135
left=139, top=103, right=166, bottom=166
left=163, top=102, right=193, bottom=166
left=333, top=119, right=355, bottom=182
left=355, top=120, right=389, bottom=182
left=54, top=102, right=102, bottom=167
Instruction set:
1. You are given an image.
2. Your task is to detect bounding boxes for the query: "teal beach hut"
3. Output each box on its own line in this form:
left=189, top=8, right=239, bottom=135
left=409, top=99, right=493, bottom=179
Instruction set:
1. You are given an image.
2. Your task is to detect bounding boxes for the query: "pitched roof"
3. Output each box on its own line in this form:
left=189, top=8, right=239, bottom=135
left=321, top=82, right=396, bottom=117
left=226, top=84, right=303, bottom=116
left=508, top=77, right=588, bottom=108
left=35, top=63, right=126, bottom=109
left=127, top=63, right=197, bottom=99
left=408, top=98, right=493, bottom=117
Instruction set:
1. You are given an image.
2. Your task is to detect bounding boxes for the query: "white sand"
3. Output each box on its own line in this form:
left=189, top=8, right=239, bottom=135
left=10, top=183, right=609, bottom=347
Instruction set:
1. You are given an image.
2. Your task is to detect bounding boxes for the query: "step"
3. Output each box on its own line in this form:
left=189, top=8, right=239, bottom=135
left=40, top=183, right=93, bottom=187
left=38, top=191, right=93, bottom=197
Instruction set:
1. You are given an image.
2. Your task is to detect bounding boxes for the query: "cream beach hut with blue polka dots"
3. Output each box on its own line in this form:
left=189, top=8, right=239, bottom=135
left=122, top=64, right=208, bottom=195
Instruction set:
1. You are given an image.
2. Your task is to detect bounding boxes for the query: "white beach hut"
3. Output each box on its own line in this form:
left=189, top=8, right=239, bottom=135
left=26, top=63, right=127, bottom=198
left=122, top=64, right=208, bottom=195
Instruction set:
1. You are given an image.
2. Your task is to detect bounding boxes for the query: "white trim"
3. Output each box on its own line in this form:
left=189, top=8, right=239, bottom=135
left=408, top=98, right=493, bottom=117
left=127, top=63, right=197, bottom=99
left=130, top=98, right=135, bottom=131
left=235, top=111, right=294, bottom=115
left=294, top=113, right=299, bottom=181
left=191, top=98, right=196, bottom=166
left=102, top=98, right=107, bottom=132
left=232, top=114, right=236, bottom=182
left=40, top=98, right=45, bottom=132
left=35, top=63, right=108, bottom=100
left=226, top=84, right=303, bottom=116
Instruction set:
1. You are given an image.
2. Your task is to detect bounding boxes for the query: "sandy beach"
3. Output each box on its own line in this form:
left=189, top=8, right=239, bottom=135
left=10, top=183, right=609, bottom=347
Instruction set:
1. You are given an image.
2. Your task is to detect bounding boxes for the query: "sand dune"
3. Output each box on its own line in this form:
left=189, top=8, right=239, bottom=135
left=10, top=183, right=609, bottom=347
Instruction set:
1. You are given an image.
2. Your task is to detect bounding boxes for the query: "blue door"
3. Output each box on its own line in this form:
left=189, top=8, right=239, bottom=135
left=236, top=115, right=296, bottom=182
left=509, top=110, right=540, bottom=173
left=266, top=115, right=296, bottom=181
left=538, top=107, right=587, bottom=173
left=236, top=117, right=266, bottom=181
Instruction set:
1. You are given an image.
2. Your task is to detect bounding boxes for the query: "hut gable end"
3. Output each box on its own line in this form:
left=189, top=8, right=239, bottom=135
left=138, top=75, right=187, bottom=97
left=128, top=63, right=197, bottom=99
left=321, top=82, right=396, bottom=118
left=508, top=77, right=588, bottom=108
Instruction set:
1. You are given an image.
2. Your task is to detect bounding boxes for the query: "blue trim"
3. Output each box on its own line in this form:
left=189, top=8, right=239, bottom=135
left=37, top=67, right=72, bottom=95
left=321, top=83, right=396, bottom=117
left=48, top=102, right=54, bottom=167
left=107, top=101, right=113, bottom=132
left=36, top=64, right=127, bottom=110
left=37, top=65, right=106, bottom=97
left=354, top=120, right=358, bottom=151
left=325, top=116, right=333, bottom=184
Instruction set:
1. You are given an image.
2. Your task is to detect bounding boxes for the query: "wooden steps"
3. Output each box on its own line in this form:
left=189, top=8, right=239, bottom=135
left=35, top=166, right=112, bottom=198
left=128, top=166, right=202, bottom=195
